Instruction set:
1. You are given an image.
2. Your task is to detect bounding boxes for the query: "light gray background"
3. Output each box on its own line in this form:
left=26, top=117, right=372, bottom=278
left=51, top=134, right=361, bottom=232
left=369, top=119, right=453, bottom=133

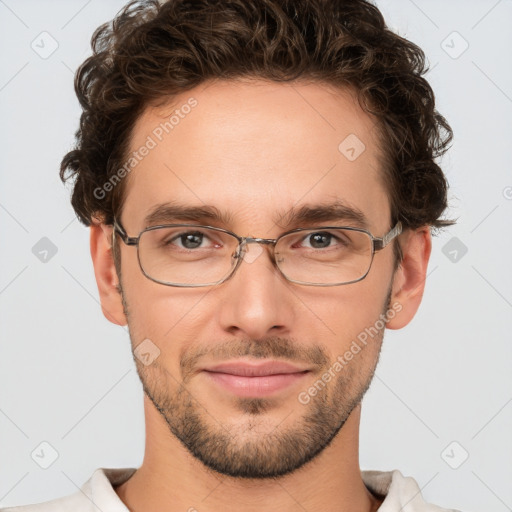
left=0, top=0, right=511, bottom=510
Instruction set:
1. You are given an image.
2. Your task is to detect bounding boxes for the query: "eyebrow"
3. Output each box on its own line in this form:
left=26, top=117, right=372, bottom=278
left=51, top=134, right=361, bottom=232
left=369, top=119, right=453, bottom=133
left=143, top=200, right=370, bottom=230
left=276, top=201, right=369, bottom=230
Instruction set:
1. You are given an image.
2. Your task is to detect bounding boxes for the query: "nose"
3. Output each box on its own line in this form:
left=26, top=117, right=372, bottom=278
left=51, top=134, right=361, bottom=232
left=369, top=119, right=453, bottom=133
left=217, top=242, right=296, bottom=339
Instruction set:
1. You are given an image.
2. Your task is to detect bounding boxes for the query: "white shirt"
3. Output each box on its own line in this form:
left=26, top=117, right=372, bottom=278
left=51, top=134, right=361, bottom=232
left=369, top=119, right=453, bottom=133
left=1, top=467, right=461, bottom=511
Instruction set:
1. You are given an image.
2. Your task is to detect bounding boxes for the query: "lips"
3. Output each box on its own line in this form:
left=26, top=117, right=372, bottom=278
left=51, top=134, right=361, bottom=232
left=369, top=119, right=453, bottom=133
left=203, top=360, right=309, bottom=376
left=201, top=360, right=310, bottom=397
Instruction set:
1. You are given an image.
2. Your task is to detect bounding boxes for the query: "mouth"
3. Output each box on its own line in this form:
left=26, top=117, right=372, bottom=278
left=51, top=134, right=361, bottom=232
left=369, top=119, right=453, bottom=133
left=200, top=360, right=311, bottom=398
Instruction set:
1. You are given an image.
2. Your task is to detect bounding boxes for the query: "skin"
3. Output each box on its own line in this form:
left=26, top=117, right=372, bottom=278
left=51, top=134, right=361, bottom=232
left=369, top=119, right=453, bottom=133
left=90, top=78, right=431, bottom=512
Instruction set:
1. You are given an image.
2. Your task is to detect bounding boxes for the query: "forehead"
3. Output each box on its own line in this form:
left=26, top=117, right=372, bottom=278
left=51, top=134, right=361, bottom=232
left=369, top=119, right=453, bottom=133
left=121, top=79, right=390, bottom=233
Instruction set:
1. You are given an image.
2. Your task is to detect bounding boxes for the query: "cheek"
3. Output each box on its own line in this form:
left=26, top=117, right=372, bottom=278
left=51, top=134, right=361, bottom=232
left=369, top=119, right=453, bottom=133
left=120, top=249, right=192, bottom=331
left=297, top=274, right=391, bottom=342
left=122, top=270, right=211, bottom=360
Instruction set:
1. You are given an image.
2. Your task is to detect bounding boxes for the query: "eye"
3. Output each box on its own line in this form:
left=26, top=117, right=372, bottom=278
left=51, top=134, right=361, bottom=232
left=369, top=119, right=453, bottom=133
left=298, top=231, right=347, bottom=250
left=164, top=230, right=220, bottom=250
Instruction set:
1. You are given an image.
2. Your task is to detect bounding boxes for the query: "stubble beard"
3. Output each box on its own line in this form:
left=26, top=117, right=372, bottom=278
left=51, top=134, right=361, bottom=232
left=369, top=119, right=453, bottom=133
left=121, top=283, right=389, bottom=480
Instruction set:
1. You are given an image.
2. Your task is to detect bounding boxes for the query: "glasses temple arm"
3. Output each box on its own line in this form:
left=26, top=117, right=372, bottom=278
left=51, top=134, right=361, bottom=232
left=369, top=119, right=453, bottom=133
left=112, top=219, right=139, bottom=246
left=373, top=221, right=403, bottom=251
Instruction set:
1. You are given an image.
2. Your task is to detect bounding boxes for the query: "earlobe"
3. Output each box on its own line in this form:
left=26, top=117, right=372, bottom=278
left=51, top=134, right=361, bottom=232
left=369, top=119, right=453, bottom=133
left=90, top=221, right=128, bottom=326
left=386, top=226, right=432, bottom=330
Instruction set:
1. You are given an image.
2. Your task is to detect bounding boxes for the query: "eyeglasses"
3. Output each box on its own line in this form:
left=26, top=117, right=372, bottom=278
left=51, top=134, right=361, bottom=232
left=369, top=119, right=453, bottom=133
left=112, top=219, right=402, bottom=287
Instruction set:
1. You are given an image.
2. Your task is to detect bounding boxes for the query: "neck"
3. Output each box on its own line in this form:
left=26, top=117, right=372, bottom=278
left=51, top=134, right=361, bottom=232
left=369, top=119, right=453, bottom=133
left=115, top=396, right=382, bottom=512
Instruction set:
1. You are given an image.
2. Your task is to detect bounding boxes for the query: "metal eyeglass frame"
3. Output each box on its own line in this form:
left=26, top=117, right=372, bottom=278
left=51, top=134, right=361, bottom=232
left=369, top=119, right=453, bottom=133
left=112, top=218, right=403, bottom=287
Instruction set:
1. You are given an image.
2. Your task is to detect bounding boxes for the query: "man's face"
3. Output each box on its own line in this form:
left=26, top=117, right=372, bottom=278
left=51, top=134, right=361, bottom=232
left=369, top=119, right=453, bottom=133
left=115, top=79, right=397, bottom=478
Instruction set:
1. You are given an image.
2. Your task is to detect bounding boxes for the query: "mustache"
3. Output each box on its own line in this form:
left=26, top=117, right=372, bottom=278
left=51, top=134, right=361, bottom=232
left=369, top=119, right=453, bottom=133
left=180, top=337, right=329, bottom=377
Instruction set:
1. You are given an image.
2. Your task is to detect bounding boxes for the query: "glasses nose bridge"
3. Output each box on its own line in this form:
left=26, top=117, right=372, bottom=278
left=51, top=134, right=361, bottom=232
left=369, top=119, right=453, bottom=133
left=237, top=236, right=277, bottom=255
left=240, top=236, right=277, bottom=247
left=235, top=236, right=278, bottom=265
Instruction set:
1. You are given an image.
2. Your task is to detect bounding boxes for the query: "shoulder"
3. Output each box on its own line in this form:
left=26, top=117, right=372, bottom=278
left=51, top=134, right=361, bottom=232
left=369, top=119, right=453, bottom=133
left=362, top=469, right=463, bottom=511
left=0, top=467, right=137, bottom=512
left=0, top=491, right=90, bottom=512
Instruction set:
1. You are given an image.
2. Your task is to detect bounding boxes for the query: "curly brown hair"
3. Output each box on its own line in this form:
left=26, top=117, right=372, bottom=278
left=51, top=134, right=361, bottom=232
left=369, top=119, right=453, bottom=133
left=60, top=0, right=454, bottom=236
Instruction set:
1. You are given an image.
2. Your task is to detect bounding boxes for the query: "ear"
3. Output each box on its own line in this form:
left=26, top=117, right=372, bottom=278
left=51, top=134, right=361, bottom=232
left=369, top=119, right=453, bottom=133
left=90, top=221, right=128, bottom=326
left=386, top=226, right=432, bottom=330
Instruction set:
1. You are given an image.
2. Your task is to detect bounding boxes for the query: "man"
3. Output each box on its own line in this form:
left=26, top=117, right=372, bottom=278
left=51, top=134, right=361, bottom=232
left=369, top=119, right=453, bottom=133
left=3, top=0, right=460, bottom=510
